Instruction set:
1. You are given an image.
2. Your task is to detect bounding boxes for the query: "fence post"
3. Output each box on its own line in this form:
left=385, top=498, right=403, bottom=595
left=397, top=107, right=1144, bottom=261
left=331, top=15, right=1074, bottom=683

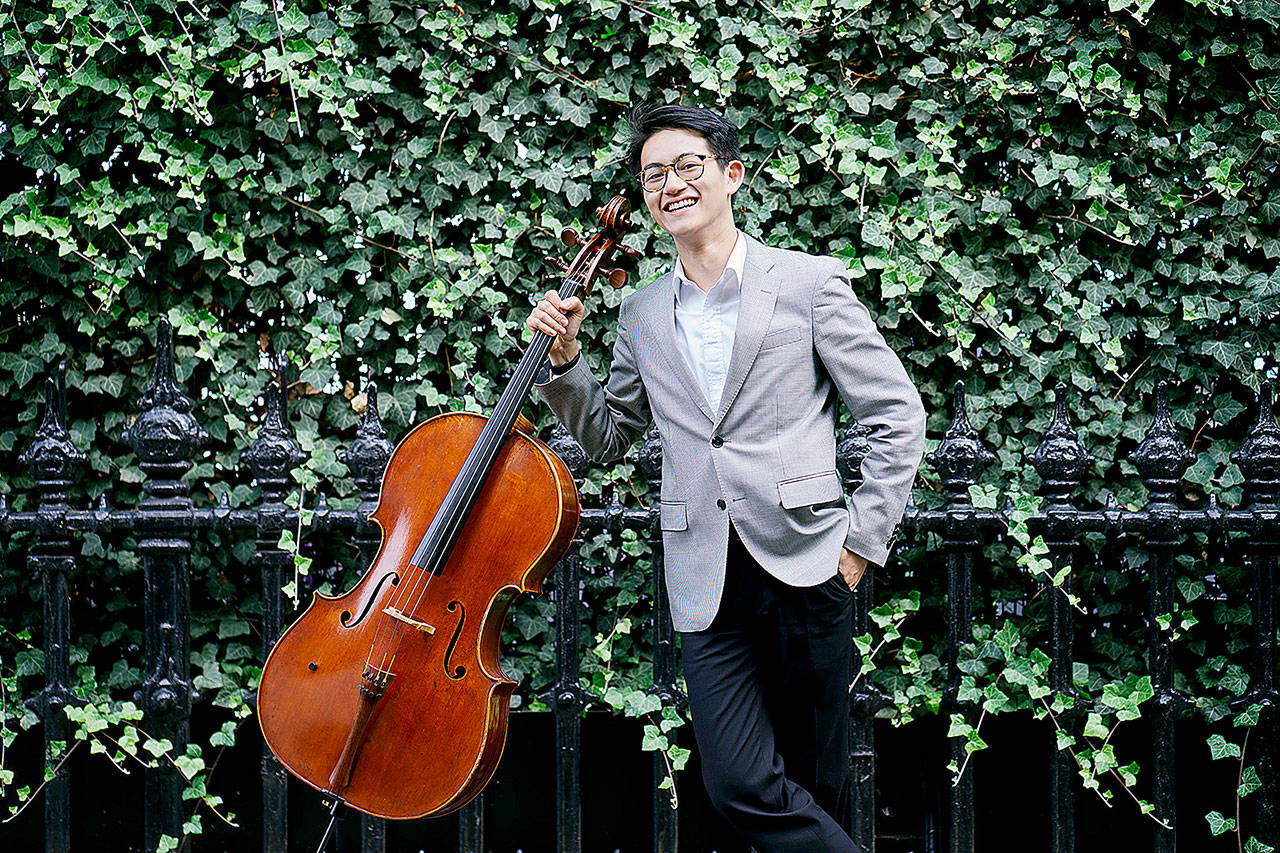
left=124, top=320, right=208, bottom=851
left=243, top=366, right=305, bottom=853
left=544, top=425, right=589, bottom=853
left=838, top=420, right=880, bottom=852
left=1030, top=384, right=1091, bottom=853
left=1128, top=382, right=1194, bottom=853
left=1232, top=383, right=1280, bottom=850
left=637, top=426, right=681, bottom=853
left=20, top=364, right=85, bottom=853
left=928, top=382, right=995, bottom=853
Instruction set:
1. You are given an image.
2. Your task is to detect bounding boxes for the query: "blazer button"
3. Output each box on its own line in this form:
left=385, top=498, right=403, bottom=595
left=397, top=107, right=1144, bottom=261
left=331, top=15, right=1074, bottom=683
left=716, top=499, right=726, bottom=510
left=710, top=436, right=724, bottom=448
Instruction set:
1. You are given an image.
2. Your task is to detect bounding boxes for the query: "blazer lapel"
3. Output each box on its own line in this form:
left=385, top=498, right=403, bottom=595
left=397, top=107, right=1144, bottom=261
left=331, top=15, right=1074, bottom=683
left=715, top=238, right=779, bottom=424
left=641, top=272, right=716, bottom=423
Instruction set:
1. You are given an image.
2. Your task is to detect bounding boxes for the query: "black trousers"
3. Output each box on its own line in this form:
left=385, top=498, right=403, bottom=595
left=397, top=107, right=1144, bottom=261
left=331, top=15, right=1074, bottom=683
left=680, top=528, right=861, bottom=852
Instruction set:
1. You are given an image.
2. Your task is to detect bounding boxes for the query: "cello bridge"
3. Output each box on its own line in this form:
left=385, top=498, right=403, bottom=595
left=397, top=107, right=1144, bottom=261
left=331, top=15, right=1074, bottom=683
left=383, top=606, right=436, bottom=635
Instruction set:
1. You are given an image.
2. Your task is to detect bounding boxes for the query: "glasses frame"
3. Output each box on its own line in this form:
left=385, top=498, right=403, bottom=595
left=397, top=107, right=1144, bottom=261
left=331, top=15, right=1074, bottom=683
left=637, top=153, right=731, bottom=193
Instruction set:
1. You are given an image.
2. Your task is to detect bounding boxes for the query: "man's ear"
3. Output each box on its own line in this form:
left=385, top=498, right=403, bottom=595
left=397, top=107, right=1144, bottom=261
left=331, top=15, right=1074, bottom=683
left=725, top=159, right=746, bottom=195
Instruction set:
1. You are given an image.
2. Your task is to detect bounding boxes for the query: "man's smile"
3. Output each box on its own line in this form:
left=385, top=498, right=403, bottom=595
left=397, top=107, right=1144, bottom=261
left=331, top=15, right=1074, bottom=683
left=663, top=196, right=698, bottom=213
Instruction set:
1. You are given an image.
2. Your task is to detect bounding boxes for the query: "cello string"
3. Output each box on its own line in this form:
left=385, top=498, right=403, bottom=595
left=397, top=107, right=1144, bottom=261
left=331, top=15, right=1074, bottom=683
left=381, top=259, right=594, bottom=662
left=365, top=560, right=428, bottom=673
left=361, top=274, right=570, bottom=673
left=384, top=258, right=583, bottom=620
left=364, top=299, right=565, bottom=669
left=374, top=233, right=614, bottom=669
left=376, top=308, right=557, bottom=659
left=372, top=219, right=623, bottom=668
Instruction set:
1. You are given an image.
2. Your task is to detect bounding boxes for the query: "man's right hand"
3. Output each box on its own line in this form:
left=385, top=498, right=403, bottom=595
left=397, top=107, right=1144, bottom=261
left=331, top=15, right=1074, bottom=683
left=526, top=290, right=586, bottom=366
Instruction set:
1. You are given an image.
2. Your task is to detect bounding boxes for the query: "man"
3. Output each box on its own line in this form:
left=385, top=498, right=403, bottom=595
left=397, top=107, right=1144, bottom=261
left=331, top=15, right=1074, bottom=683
left=527, top=103, right=925, bottom=851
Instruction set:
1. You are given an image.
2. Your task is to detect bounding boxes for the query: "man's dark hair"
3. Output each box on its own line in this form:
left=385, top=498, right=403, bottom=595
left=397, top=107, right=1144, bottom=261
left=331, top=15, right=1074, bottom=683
left=626, top=103, right=742, bottom=177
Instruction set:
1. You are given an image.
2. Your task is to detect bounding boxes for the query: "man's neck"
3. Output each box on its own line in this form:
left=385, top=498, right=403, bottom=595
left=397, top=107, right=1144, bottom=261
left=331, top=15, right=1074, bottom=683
left=674, top=221, right=739, bottom=293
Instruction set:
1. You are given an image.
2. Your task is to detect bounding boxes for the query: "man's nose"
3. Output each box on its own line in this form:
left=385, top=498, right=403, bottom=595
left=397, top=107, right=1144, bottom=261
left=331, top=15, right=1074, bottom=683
left=665, top=170, right=691, bottom=192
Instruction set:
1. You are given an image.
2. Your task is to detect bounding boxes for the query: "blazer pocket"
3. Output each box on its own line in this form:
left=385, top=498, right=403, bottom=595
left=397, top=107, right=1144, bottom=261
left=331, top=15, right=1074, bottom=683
left=659, top=500, right=688, bottom=531
left=759, top=325, right=804, bottom=350
left=777, top=471, right=842, bottom=509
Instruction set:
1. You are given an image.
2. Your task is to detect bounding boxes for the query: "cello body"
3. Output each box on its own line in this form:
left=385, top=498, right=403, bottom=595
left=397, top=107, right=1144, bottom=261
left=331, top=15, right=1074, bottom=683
left=257, top=412, right=578, bottom=818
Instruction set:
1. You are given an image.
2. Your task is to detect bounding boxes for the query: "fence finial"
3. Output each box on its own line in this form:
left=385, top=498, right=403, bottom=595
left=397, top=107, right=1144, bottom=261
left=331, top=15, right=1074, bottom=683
left=927, top=381, right=996, bottom=501
left=1232, top=382, right=1280, bottom=507
left=124, top=319, right=209, bottom=491
left=20, top=361, right=86, bottom=499
left=243, top=360, right=305, bottom=498
left=837, top=421, right=873, bottom=490
left=1128, top=380, right=1193, bottom=504
left=1031, top=382, right=1093, bottom=504
left=338, top=379, right=395, bottom=498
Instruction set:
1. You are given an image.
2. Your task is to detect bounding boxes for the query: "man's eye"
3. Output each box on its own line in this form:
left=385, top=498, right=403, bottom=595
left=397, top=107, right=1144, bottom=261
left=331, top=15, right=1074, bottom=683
left=676, top=160, right=701, bottom=174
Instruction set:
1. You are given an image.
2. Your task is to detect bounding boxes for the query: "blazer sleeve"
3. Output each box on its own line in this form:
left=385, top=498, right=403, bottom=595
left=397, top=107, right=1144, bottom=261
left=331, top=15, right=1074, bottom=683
left=535, top=316, right=652, bottom=464
left=812, top=260, right=926, bottom=567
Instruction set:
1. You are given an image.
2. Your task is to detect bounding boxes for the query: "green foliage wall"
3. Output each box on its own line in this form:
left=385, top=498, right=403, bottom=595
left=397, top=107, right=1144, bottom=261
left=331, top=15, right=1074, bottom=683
left=2, top=0, right=1278, bottom=844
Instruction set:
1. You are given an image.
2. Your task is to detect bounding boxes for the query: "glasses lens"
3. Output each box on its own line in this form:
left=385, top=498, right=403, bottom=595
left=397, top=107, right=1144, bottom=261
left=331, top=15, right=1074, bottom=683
left=641, top=167, right=665, bottom=191
left=675, top=155, right=705, bottom=179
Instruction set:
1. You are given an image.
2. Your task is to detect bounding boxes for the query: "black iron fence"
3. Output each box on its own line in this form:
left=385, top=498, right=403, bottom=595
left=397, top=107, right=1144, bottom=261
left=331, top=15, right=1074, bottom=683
left=3, top=319, right=1278, bottom=853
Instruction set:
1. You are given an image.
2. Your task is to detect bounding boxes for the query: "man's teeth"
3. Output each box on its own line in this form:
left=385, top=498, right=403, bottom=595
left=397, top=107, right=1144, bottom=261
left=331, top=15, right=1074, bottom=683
left=666, top=198, right=697, bottom=211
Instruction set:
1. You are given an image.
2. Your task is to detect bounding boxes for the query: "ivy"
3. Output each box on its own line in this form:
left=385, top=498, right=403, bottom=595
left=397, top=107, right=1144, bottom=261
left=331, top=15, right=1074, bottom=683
left=2, top=0, right=1279, bottom=847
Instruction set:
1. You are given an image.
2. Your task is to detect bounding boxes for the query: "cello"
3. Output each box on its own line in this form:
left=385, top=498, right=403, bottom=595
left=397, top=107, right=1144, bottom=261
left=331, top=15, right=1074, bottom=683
left=256, top=196, right=637, bottom=834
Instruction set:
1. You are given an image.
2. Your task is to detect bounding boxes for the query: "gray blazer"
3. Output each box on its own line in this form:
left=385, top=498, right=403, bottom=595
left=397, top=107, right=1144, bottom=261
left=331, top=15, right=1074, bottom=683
left=538, top=235, right=926, bottom=631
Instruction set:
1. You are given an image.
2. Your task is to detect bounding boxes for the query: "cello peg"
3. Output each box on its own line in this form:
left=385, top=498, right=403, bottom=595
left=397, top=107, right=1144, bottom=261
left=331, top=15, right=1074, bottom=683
left=606, top=268, right=627, bottom=289
left=560, top=228, right=583, bottom=248
left=543, top=255, right=569, bottom=272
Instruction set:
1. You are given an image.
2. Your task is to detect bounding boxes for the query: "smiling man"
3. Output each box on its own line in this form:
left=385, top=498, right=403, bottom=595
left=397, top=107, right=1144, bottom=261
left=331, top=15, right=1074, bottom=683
left=527, top=103, right=925, bottom=851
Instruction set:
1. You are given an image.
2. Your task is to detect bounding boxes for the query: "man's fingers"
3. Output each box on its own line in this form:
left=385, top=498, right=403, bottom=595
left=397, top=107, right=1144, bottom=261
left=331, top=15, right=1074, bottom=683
left=525, top=306, right=556, bottom=335
left=525, top=290, right=584, bottom=342
left=528, top=301, right=571, bottom=335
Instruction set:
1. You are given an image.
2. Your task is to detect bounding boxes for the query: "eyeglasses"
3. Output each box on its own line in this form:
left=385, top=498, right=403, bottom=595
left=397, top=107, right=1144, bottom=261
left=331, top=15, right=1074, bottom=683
left=638, top=153, right=729, bottom=192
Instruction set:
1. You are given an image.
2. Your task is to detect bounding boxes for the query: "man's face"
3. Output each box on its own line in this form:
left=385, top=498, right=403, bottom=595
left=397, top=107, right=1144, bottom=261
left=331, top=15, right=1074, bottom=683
left=639, top=128, right=743, bottom=242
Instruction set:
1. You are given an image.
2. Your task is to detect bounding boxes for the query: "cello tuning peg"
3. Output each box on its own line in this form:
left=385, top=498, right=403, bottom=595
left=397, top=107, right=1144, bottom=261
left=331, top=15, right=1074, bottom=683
left=543, top=255, right=569, bottom=272
left=560, top=228, right=583, bottom=248
left=606, top=268, right=628, bottom=289
left=618, top=244, right=641, bottom=257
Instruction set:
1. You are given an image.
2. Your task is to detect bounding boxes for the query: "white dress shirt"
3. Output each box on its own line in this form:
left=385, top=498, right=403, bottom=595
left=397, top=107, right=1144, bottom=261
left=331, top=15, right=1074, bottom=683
left=672, top=231, right=747, bottom=411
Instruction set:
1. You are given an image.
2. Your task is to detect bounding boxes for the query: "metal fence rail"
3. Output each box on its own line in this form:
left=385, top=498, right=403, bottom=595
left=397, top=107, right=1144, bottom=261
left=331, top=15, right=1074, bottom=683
left=3, top=319, right=1278, bottom=852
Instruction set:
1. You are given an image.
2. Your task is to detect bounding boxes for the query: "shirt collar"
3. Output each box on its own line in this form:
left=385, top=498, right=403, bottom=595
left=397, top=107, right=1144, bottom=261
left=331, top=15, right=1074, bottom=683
left=672, top=230, right=747, bottom=300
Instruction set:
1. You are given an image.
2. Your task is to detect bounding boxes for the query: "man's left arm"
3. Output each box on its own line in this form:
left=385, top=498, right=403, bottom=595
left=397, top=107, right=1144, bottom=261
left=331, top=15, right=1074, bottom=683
left=812, top=260, right=927, bottom=570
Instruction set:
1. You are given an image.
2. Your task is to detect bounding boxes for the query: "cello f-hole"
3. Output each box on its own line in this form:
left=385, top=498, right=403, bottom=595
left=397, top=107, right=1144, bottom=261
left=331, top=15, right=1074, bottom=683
left=340, top=571, right=400, bottom=628
left=443, top=601, right=467, bottom=679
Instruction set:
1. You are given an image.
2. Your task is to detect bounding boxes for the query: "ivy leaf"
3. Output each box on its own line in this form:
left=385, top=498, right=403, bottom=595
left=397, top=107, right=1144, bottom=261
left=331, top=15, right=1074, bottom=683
left=1, top=352, right=41, bottom=388
left=1083, top=712, right=1109, bottom=739
left=1207, top=734, right=1242, bottom=760
left=640, top=724, right=668, bottom=752
left=559, top=99, right=593, bottom=128
left=993, top=621, right=1019, bottom=660
left=1238, top=766, right=1261, bottom=799
left=1234, top=704, right=1262, bottom=728
left=1205, top=811, right=1237, bottom=836
left=341, top=182, right=389, bottom=216
left=144, top=737, right=173, bottom=758
left=280, top=6, right=308, bottom=33
left=258, top=114, right=290, bottom=142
